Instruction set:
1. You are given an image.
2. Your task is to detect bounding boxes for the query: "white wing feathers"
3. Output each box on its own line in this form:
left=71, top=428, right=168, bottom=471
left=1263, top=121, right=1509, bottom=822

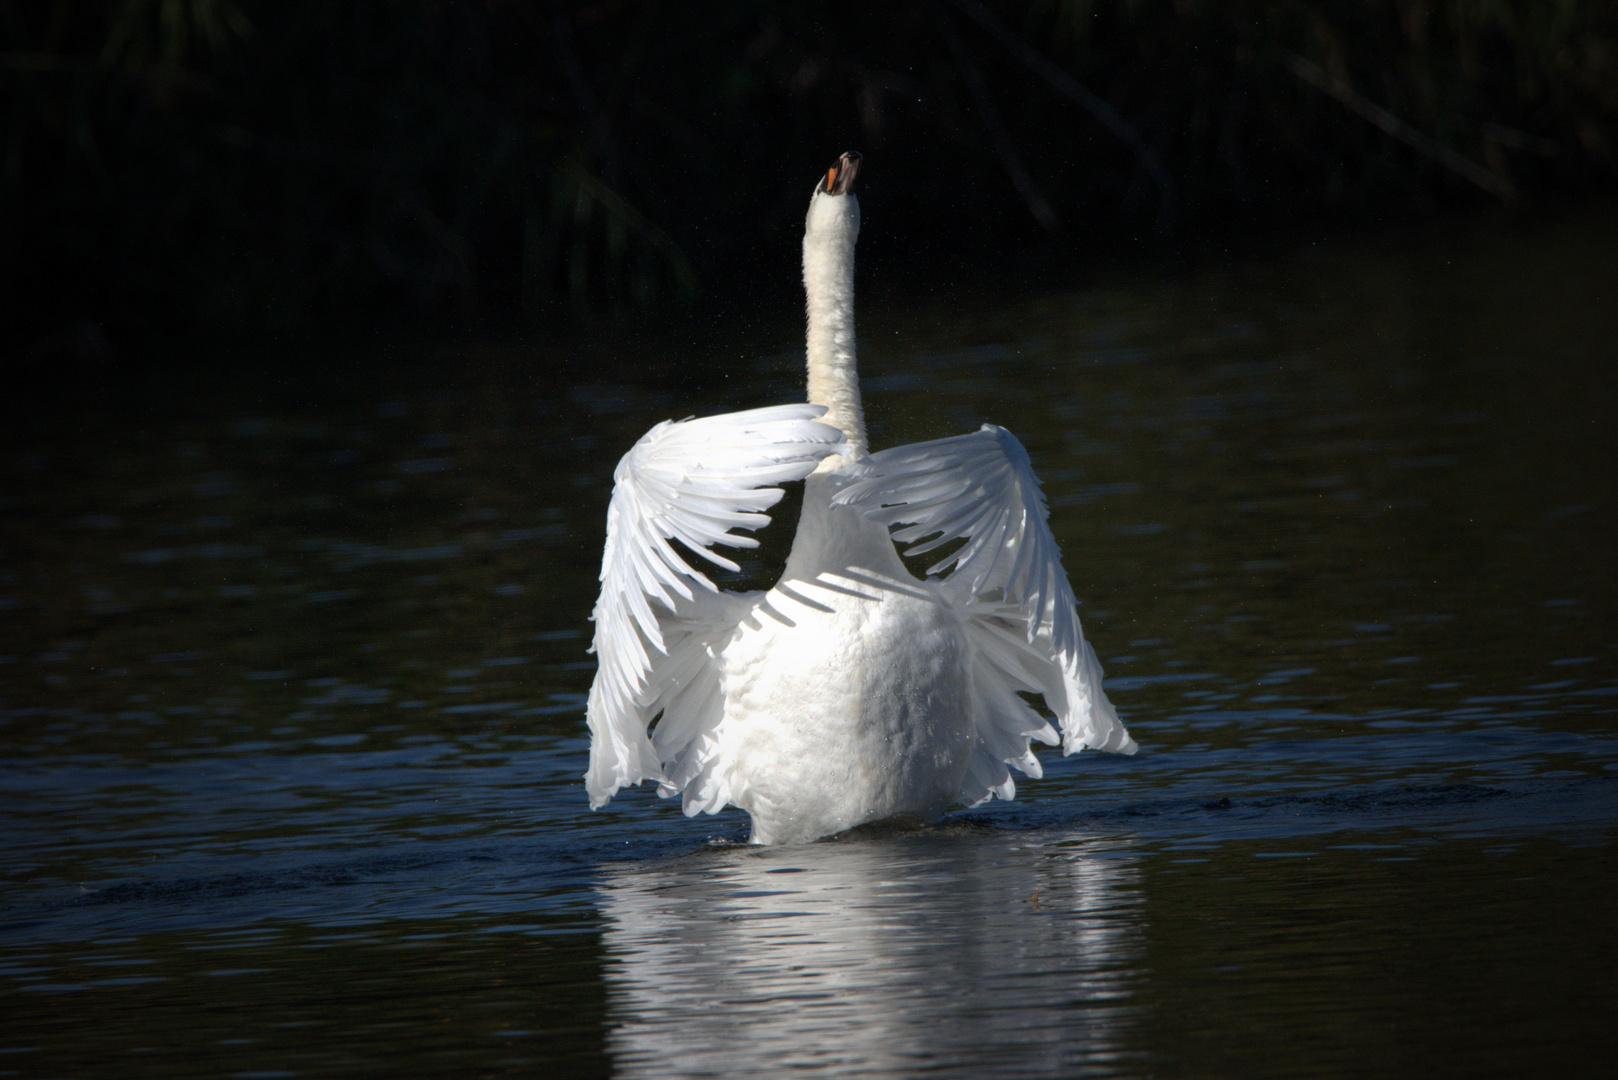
left=586, top=404, right=847, bottom=808
left=833, top=424, right=1135, bottom=805
left=834, top=425, right=1076, bottom=652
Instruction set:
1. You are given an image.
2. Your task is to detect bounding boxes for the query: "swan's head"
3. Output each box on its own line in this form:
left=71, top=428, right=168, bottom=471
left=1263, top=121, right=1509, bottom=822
left=820, top=151, right=861, bottom=197
left=805, top=151, right=861, bottom=253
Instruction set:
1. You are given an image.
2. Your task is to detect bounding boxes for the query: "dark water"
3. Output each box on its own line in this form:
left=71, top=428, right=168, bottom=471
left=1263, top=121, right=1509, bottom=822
left=3, top=209, right=1616, bottom=1078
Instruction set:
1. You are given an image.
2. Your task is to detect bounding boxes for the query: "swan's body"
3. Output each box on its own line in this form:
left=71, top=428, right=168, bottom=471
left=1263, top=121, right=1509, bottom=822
left=712, top=476, right=976, bottom=843
left=585, top=153, right=1135, bottom=844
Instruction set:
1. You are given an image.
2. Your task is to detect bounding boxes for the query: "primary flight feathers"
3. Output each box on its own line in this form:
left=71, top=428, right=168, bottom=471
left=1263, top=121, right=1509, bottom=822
left=833, top=424, right=1077, bottom=661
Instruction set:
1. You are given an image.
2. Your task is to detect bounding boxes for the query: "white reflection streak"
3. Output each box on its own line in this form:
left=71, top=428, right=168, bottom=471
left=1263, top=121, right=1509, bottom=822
left=596, top=830, right=1142, bottom=1078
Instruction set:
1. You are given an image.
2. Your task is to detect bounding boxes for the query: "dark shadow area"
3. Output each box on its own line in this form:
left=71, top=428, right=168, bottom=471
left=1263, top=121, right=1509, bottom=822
left=6, top=0, right=1617, bottom=370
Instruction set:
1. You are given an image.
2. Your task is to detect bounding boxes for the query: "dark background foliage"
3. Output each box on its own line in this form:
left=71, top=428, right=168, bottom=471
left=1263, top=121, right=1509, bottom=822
left=5, top=0, right=1616, bottom=361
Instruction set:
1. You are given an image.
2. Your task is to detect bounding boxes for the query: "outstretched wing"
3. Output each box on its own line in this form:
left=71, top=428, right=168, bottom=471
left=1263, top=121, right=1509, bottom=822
left=832, top=424, right=1135, bottom=805
left=586, top=404, right=846, bottom=808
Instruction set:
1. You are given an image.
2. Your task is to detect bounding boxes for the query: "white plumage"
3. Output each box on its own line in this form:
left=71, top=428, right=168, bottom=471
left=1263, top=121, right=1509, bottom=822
left=585, top=152, right=1135, bottom=844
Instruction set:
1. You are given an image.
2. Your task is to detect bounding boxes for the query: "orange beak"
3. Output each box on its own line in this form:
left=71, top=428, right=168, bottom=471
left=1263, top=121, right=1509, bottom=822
left=821, top=151, right=862, bottom=195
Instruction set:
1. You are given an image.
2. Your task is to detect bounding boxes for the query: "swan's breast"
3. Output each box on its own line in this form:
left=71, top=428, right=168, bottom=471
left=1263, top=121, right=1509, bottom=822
left=715, top=570, right=974, bottom=844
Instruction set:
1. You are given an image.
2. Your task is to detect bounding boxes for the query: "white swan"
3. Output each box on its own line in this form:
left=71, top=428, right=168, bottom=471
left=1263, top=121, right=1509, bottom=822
left=585, top=152, right=1136, bottom=845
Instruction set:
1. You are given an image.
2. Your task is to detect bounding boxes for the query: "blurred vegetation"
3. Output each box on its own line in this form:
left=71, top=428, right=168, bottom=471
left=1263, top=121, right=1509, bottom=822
left=4, top=0, right=1616, bottom=359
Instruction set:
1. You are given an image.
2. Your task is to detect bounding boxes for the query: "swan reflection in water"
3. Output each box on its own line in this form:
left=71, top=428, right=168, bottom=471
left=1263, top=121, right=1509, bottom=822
left=595, top=825, right=1143, bottom=1078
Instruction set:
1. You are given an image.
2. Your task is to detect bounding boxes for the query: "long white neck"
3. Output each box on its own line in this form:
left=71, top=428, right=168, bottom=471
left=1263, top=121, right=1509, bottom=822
left=803, top=188, right=865, bottom=469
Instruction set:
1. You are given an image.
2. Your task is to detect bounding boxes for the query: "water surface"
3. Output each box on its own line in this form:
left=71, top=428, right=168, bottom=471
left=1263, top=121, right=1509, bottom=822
left=2, top=209, right=1615, bottom=1077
